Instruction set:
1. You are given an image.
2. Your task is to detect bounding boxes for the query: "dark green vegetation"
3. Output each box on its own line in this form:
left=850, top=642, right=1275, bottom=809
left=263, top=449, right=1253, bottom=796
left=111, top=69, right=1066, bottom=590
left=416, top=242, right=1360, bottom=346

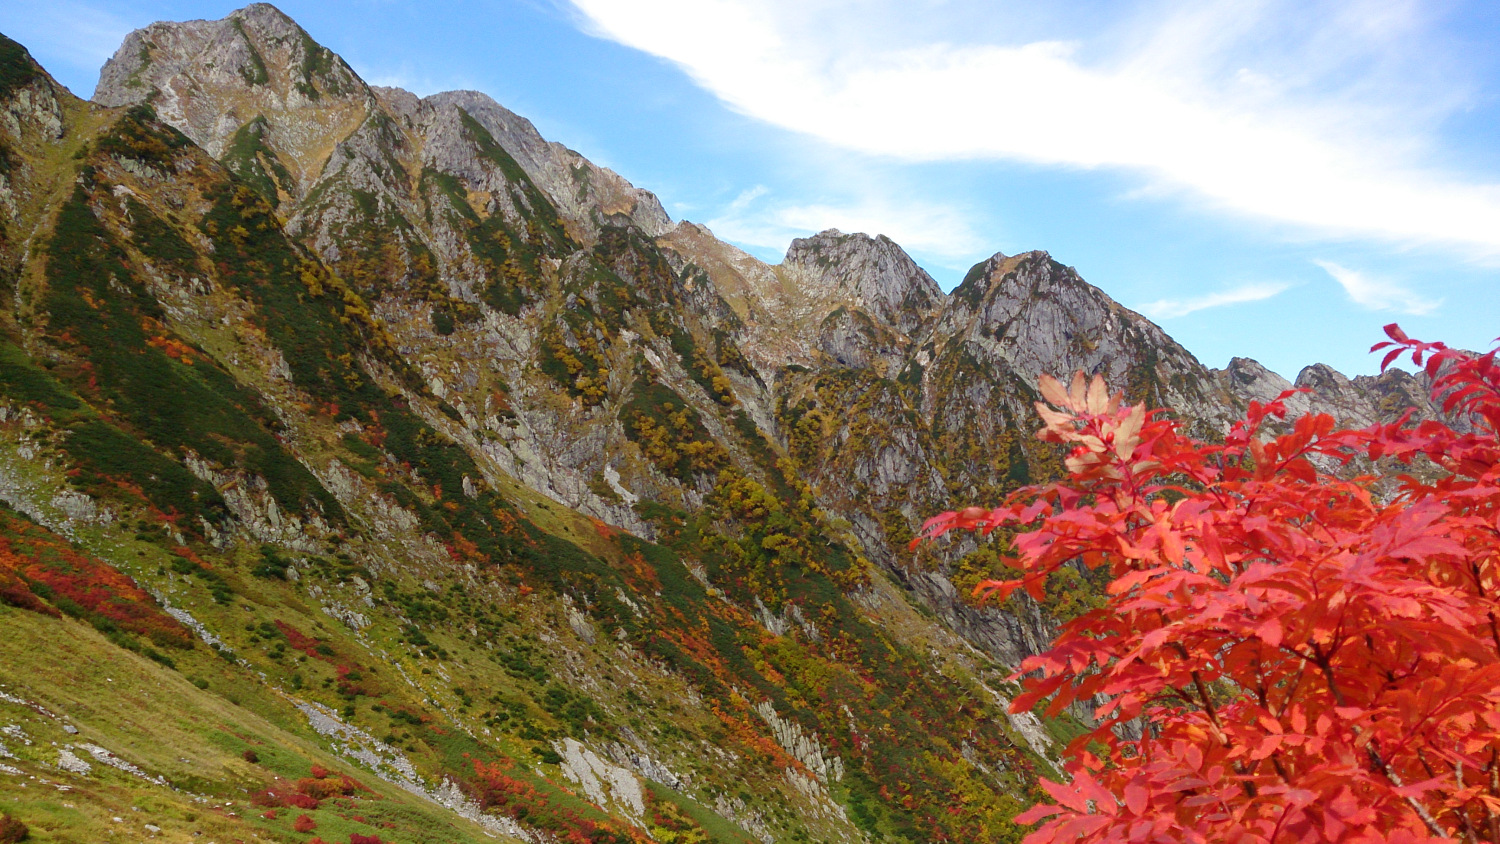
left=221, top=116, right=294, bottom=207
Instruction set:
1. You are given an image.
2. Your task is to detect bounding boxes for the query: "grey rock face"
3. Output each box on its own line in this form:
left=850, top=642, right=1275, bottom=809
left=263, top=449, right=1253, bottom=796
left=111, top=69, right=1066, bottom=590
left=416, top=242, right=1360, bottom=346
left=0, top=37, right=67, bottom=272
left=782, top=229, right=944, bottom=337
left=659, top=225, right=946, bottom=386
left=934, top=251, right=1239, bottom=433
left=1295, top=363, right=1385, bottom=428
left=94, top=3, right=373, bottom=193
left=425, top=90, right=671, bottom=242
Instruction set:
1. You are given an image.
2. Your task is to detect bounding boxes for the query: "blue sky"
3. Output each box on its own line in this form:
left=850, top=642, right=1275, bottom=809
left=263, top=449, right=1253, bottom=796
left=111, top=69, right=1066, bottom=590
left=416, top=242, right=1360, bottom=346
left=3, top=0, right=1497, bottom=378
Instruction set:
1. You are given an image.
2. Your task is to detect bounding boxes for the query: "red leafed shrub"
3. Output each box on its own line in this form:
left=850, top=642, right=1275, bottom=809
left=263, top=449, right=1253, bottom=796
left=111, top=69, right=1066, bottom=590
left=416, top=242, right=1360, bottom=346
left=348, top=835, right=384, bottom=844
left=293, top=766, right=369, bottom=801
left=296, top=777, right=346, bottom=801
left=284, top=793, right=320, bottom=810
left=261, top=810, right=278, bottom=820
left=277, top=620, right=328, bottom=658
left=913, top=326, right=1500, bottom=843
left=469, top=760, right=644, bottom=843
left=0, top=567, right=57, bottom=617
left=0, top=510, right=190, bottom=646
left=293, top=814, right=317, bottom=833
left=251, top=788, right=318, bottom=810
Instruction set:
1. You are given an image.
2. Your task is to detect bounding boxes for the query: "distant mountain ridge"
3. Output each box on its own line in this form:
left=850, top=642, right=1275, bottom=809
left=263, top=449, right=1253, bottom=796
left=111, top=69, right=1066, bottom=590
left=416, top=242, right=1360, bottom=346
left=0, top=7, right=1453, bottom=843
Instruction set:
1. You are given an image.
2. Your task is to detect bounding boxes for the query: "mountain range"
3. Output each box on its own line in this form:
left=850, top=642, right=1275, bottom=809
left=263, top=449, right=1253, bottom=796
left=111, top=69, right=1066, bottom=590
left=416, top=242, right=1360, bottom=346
left=0, top=6, right=1446, bottom=843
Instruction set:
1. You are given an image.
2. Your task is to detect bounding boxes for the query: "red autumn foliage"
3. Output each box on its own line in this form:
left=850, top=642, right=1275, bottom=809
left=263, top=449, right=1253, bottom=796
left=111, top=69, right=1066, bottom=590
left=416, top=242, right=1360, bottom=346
left=0, top=509, right=191, bottom=646
left=293, top=764, right=372, bottom=802
left=286, top=792, right=320, bottom=810
left=0, top=565, right=57, bottom=617
left=913, top=326, right=1500, bottom=844
left=145, top=334, right=197, bottom=364
left=293, top=814, right=317, bottom=833
left=468, top=760, right=647, bottom=844
left=169, top=545, right=207, bottom=568
left=276, top=620, right=328, bottom=658
left=296, top=778, right=344, bottom=801
left=348, top=835, right=383, bottom=844
left=251, top=787, right=319, bottom=810
left=590, top=517, right=619, bottom=541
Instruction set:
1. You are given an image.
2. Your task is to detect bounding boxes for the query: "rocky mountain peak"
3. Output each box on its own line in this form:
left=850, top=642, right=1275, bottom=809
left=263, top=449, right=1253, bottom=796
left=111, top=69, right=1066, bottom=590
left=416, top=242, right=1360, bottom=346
left=0, top=32, right=44, bottom=101
left=0, top=31, right=64, bottom=137
left=1223, top=356, right=1291, bottom=397
left=780, top=228, right=944, bottom=336
left=1216, top=356, right=1316, bottom=420
left=91, top=4, right=672, bottom=249
left=93, top=3, right=373, bottom=195
left=1290, top=361, right=1448, bottom=430
left=935, top=249, right=1237, bottom=430
left=1295, top=362, right=1354, bottom=396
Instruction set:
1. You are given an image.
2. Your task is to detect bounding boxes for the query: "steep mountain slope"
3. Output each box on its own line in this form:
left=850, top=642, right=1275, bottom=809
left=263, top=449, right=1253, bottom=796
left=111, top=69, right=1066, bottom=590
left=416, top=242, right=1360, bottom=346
left=0, top=19, right=1043, bottom=844
left=0, top=7, right=1445, bottom=843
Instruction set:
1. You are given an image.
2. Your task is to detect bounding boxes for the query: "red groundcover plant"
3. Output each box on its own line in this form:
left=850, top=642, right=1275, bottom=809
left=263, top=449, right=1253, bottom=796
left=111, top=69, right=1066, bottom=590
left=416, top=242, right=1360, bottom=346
left=913, top=326, right=1500, bottom=843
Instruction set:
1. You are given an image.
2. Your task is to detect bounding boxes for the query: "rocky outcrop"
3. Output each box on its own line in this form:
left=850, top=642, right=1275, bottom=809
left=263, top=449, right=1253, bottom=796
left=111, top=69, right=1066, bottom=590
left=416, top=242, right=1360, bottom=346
left=426, top=90, right=671, bottom=242
left=1217, top=355, right=1452, bottom=433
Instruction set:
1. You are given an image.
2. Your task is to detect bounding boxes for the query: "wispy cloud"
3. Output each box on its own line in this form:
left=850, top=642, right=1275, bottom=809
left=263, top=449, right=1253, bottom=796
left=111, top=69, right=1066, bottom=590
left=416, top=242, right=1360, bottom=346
left=1137, top=281, right=1291, bottom=320
left=704, top=186, right=984, bottom=263
left=567, top=0, right=1500, bottom=261
left=1315, top=260, right=1441, bottom=315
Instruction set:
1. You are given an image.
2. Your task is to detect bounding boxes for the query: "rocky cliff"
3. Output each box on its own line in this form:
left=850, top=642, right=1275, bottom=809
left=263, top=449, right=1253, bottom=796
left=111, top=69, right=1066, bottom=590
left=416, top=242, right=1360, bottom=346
left=0, top=8, right=1440, bottom=844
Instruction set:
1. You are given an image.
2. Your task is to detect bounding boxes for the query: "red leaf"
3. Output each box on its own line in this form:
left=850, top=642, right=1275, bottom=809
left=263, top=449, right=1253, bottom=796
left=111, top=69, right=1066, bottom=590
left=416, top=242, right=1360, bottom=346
left=1013, top=803, right=1063, bottom=825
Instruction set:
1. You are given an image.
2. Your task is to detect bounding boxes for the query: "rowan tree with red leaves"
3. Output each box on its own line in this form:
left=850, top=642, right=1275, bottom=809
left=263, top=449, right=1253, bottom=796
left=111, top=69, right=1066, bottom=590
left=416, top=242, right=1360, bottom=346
left=912, top=326, right=1500, bottom=843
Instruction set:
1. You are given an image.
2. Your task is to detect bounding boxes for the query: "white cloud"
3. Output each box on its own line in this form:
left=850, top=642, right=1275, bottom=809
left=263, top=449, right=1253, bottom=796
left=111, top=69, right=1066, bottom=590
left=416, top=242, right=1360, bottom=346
left=1137, top=281, right=1291, bottom=320
left=1314, top=260, right=1441, bottom=315
left=567, top=0, right=1500, bottom=261
left=704, top=186, right=984, bottom=264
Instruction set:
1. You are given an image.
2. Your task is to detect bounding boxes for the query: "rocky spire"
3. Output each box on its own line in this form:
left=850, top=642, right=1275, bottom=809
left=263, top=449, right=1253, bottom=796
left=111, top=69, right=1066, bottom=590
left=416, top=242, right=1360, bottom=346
left=780, top=229, right=944, bottom=336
